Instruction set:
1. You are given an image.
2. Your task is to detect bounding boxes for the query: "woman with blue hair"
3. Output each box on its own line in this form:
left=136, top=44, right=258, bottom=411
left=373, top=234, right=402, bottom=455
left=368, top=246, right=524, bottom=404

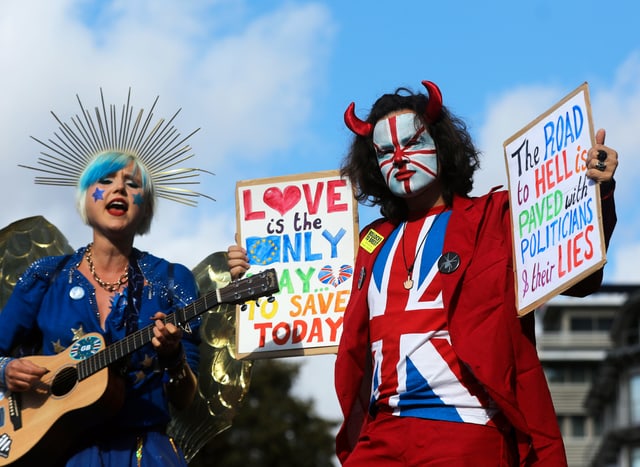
left=0, top=91, right=211, bottom=466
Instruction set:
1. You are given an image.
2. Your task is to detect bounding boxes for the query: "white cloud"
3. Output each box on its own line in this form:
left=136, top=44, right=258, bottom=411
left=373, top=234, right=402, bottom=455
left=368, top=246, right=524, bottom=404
left=590, top=52, right=640, bottom=283
left=190, top=3, right=334, bottom=162
left=473, top=85, right=563, bottom=195
left=611, top=244, right=640, bottom=283
left=474, top=51, right=640, bottom=284
left=0, top=0, right=335, bottom=268
left=135, top=207, right=237, bottom=269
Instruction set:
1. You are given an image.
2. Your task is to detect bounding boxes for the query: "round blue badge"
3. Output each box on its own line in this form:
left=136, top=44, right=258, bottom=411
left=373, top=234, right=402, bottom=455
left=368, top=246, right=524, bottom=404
left=69, top=286, right=85, bottom=300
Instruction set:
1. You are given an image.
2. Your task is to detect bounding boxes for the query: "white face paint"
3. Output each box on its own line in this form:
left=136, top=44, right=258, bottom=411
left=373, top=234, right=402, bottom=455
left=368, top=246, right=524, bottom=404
left=373, top=112, right=438, bottom=198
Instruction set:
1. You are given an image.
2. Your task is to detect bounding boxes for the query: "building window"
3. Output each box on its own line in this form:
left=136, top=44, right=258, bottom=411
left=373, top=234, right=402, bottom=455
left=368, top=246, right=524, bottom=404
left=631, top=374, right=640, bottom=424
left=593, top=414, right=603, bottom=436
left=569, top=314, right=614, bottom=332
left=625, top=315, right=640, bottom=345
left=544, top=363, right=594, bottom=383
left=570, top=416, right=586, bottom=437
left=568, top=364, right=590, bottom=383
left=557, top=415, right=566, bottom=437
left=557, top=415, right=589, bottom=438
left=596, top=317, right=614, bottom=331
left=544, top=365, right=562, bottom=383
left=570, top=317, right=592, bottom=331
left=631, top=446, right=640, bottom=467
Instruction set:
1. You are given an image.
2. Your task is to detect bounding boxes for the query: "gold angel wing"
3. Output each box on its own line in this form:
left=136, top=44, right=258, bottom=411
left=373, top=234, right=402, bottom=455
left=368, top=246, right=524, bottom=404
left=167, top=251, right=253, bottom=461
left=0, top=216, right=74, bottom=311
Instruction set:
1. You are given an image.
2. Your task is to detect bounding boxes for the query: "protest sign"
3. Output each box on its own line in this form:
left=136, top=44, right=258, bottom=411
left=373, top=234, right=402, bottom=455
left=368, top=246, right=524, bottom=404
left=503, top=83, right=606, bottom=316
left=234, top=170, right=358, bottom=358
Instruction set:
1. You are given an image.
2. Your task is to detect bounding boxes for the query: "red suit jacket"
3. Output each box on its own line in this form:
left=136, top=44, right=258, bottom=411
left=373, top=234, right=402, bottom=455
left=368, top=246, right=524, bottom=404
left=335, top=187, right=616, bottom=466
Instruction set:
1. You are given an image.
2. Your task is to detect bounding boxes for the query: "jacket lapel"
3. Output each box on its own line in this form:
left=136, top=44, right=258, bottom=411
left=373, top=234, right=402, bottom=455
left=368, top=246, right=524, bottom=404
left=441, top=194, right=488, bottom=312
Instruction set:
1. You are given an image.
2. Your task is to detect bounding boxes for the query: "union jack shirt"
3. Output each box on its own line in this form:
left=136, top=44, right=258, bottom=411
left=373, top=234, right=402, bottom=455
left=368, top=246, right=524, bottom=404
left=368, top=206, right=498, bottom=425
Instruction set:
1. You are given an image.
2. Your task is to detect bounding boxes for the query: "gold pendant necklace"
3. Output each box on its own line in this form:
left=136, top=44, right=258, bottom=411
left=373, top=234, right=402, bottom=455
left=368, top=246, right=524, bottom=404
left=401, top=213, right=441, bottom=290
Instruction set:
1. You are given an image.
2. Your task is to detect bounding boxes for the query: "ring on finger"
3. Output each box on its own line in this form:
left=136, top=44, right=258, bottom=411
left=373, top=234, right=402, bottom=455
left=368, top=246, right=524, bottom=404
left=597, top=150, right=607, bottom=162
left=596, top=160, right=606, bottom=172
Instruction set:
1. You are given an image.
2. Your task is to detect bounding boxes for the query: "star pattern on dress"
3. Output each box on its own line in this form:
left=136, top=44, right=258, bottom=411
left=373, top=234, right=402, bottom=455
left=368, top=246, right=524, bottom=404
left=135, top=370, right=146, bottom=383
left=52, top=339, right=65, bottom=354
left=141, top=354, right=154, bottom=368
left=71, top=325, right=86, bottom=341
left=92, top=187, right=104, bottom=201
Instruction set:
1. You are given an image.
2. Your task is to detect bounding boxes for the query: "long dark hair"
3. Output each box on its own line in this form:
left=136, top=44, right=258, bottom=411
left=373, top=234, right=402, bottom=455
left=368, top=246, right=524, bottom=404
left=340, top=87, right=480, bottom=220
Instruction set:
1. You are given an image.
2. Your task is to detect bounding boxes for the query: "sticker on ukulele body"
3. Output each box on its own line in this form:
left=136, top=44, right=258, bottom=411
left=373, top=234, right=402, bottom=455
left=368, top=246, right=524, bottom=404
left=69, top=336, right=102, bottom=360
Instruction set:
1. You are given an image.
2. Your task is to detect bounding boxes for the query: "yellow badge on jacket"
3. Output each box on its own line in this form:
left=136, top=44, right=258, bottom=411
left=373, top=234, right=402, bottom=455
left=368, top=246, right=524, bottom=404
left=360, top=228, right=384, bottom=253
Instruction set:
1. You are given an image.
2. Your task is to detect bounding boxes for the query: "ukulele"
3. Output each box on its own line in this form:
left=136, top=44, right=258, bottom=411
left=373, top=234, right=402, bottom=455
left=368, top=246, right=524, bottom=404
left=0, top=268, right=278, bottom=466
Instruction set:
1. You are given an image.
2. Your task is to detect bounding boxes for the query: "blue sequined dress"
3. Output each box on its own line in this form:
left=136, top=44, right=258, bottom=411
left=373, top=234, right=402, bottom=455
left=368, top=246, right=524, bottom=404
left=0, top=246, right=201, bottom=466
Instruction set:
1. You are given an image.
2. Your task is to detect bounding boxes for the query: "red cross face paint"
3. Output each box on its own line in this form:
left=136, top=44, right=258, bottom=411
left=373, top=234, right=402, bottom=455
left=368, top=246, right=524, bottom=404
left=373, top=112, right=438, bottom=198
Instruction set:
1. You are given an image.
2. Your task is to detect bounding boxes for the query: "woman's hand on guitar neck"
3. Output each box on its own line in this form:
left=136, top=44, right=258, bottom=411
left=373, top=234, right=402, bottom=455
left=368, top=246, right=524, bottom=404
left=151, top=312, right=184, bottom=360
left=150, top=311, right=197, bottom=409
left=4, top=358, right=49, bottom=392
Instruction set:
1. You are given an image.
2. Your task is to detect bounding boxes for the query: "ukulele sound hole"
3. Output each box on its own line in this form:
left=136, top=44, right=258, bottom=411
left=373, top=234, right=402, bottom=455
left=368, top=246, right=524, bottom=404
left=51, top=366, right=79, bottom=396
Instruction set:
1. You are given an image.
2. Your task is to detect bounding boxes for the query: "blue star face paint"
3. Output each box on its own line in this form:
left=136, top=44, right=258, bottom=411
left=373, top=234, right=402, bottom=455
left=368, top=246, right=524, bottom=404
left=133, top=193, right=144, bottom=206
left=92, top=187, right=105, bottom=201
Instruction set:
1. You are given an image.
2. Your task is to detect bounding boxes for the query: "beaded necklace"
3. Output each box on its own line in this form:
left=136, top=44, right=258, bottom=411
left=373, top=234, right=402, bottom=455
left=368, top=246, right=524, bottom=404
left=85, top=243, right=129, bottom=293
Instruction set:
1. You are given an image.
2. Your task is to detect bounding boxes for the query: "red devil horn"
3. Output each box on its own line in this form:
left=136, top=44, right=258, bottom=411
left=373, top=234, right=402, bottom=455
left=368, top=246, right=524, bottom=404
left=422, top=80, right=443, bottom=123
left=344, top=102, right=373, bottom=137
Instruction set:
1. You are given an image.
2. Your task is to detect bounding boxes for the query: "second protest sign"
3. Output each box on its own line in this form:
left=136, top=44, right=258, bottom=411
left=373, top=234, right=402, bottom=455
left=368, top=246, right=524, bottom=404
left=234, top=170, right=358, bottom=358
left=503, top=82, right=606, bottom=315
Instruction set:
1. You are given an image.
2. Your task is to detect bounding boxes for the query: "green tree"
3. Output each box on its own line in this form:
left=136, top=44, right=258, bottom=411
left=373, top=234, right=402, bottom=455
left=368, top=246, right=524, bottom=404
left=190, top=358, right=339, bottom=467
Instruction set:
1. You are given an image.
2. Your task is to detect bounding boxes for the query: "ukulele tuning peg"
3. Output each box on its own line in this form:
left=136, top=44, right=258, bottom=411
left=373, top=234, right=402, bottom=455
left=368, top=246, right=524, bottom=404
left=267, top=296, right=275, bottom=303
left=240, top=303, right=248, bottom=311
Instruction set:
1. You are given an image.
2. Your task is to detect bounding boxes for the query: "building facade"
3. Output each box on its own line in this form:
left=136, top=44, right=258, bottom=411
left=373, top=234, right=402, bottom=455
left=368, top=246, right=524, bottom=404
left=536, top=285, right=637, bottom=466
left=584, top=288, right=640, bottom=466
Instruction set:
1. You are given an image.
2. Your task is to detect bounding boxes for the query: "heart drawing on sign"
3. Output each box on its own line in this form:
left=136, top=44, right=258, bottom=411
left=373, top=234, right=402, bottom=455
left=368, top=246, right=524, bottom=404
left=263, top=186, right=302, bottom=216
left=318, top=265, right=353, bottom=287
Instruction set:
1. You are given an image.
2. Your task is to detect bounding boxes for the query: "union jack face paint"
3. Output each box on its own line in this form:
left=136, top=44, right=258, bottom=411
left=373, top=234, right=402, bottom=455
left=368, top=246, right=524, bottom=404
left=373, top=112, right=438, bottom=198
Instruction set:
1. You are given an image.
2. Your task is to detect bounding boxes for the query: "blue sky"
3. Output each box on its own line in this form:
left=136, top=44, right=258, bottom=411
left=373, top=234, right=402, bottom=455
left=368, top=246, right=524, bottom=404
left=1, top=0, right=639, bottom=457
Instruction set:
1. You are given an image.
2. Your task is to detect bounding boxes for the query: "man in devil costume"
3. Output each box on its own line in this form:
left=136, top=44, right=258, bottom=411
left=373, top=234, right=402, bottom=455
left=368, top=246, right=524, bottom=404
left=333, top=81, right=618, bottom=466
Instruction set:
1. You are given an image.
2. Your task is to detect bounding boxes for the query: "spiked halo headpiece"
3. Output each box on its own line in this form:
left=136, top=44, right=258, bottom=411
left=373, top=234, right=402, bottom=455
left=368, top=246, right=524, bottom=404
left=21, top=89, right=213, bottom=207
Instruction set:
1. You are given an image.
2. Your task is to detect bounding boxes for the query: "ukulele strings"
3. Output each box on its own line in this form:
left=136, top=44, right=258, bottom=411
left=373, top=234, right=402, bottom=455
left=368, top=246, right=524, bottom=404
left=34, top=273, right=272, bottom=391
